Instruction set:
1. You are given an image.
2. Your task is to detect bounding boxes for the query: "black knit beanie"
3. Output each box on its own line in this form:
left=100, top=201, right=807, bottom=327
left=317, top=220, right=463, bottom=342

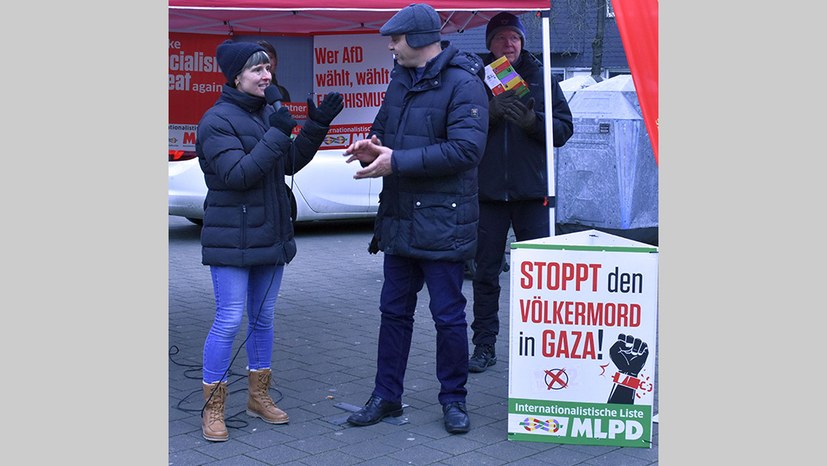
left=216, top=40, right=266, bottom=85
left=485, top=12, right=527, bottom=50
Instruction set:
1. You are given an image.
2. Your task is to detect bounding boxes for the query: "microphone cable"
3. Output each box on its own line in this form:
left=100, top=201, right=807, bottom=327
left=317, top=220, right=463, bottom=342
left=199, top=265, right=281, bottom=419
left=169, top=263, right=284, bottom=431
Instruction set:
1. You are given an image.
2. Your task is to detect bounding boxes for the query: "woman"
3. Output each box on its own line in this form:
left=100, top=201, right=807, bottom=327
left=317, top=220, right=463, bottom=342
left=257, top=40, right=292, bottom=103
left=195, top=39, right=343, bottom=442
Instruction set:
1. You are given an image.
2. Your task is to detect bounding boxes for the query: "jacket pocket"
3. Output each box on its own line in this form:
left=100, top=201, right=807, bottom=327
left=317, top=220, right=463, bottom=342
left=411, top=194, right=457, bottom=251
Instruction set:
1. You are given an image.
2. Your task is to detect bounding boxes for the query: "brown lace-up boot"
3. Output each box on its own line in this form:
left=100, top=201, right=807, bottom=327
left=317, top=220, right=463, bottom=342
left=246, top=369, right=289, bottom=424
left=201, top=382, right=229, bottom=441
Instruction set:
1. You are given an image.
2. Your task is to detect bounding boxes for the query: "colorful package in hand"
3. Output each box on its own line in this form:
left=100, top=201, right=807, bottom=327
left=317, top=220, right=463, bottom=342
left=483, top=56, right=530, bottom=97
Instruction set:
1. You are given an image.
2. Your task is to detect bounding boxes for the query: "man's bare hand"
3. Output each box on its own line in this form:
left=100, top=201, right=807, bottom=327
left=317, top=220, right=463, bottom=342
left=343, top=135, right=392, bottom=178
left=344, top=135, right=384, bottom=165
left=354, top=151, right=393, bottom=179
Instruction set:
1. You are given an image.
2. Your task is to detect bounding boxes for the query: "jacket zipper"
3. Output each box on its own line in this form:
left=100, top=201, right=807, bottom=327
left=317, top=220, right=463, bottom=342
left=503, top=126, right=510, bottom=202
left=241, top=204, right=248, bottom=249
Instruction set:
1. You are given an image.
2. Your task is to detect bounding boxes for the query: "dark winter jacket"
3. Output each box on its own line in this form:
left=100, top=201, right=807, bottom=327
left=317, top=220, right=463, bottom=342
left=196, top=84, right=329, bottom=267
left=370, top=45, right=489, bottom=262
left=477, top=50, right=574, bottom=202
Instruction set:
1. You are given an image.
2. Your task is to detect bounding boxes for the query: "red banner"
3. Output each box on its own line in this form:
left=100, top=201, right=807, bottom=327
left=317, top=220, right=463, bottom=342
left=168, top=32, right=228, bottom=125
left=612, top=0, right=658, bottom=165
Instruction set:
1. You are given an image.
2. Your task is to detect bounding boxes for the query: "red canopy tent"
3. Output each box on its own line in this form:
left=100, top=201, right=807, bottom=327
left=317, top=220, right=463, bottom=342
left=169, top=0, right=658, bottom=163
left=168, top=0, right=659, bottom=225
left=169, top=1, right=550, bottom=36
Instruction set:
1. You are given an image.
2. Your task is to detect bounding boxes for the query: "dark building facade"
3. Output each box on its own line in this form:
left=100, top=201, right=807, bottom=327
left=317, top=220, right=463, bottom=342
left=443, top=2, right=628, bottom=82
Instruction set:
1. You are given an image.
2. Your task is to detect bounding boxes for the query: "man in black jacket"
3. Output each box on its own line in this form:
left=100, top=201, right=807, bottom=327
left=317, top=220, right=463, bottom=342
left=343, top=3, right=489, bottom=434
left=469, top=12, right=574, bottom=373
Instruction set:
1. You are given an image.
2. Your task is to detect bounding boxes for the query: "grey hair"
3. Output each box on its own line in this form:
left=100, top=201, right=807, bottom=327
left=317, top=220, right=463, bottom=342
left=242, top=50, right=271, bottom=71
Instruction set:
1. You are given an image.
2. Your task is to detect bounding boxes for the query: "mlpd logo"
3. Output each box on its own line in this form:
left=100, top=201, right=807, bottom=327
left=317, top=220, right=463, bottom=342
left=323, top=135, right=347, bottom=145
left=519, top=417, right=560, bottom=433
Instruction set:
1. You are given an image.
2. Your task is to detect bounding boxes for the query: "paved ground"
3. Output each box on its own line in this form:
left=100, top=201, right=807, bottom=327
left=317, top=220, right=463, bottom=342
left=168, top=215, right=658, bottom=465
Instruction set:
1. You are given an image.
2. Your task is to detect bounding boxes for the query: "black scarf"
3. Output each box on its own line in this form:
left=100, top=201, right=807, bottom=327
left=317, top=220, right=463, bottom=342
left=221, top=84, right=266, bottom=113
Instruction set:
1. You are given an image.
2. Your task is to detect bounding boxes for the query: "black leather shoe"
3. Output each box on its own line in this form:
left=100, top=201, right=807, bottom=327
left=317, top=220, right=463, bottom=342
left=347, top=395, right=403, bottom=426
left=442, top=401, right=470, bottom=434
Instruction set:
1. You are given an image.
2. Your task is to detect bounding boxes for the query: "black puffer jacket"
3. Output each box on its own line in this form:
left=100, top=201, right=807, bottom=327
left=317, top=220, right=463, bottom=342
left=370, top=45, right=489, bottom=262
left=196, top=84, right=329, bottom=266
left=477, top=51, right=573, bottom=201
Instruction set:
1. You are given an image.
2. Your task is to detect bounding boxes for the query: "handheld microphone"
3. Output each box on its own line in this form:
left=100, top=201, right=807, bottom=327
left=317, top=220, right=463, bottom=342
left=265, top=85, right=283, bottom=110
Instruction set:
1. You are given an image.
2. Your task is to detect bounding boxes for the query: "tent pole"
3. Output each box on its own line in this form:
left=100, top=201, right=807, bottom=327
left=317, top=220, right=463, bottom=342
left=540, top=8, right=555, bottom=236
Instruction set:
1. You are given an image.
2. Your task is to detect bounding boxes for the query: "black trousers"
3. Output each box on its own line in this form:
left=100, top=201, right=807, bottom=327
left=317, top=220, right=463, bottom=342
left=471, top=199, right=550, bottom=347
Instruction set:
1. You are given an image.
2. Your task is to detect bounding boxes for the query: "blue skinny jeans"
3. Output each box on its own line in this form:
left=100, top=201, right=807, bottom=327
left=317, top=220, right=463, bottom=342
left=202, top=264, right=284, bottom=384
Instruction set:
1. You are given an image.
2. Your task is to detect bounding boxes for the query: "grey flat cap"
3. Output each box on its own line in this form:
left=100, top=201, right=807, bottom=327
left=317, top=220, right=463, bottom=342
left=380, top=3, right=442, bottom=48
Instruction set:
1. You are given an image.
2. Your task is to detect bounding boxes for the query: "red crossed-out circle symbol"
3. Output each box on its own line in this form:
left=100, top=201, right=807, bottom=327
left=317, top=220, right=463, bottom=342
left=544, top=368, right=568, bottom=390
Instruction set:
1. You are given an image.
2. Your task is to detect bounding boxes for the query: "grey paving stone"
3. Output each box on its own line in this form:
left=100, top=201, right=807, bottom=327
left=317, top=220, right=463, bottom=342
left=169, top=217, right=660, bottom=466
left=580, top=448, right=658, bottom=466
left=284, top=435, right=347, bottom=455
left=168, top=448, right=217, bottom=466
left=245, top=444, right=310, bottom=464
left=387, top=443, right=453, bottom=464
left=204, top=456, right=270, bottom=465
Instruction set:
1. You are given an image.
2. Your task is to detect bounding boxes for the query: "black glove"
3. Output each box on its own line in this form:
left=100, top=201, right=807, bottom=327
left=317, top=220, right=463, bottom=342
left=488, top=89, right=518, bottom=123
left=269, top=106, right=297, bottom=137
left=367, top=235, right=379, bottom=255
left=503, top=97, right=537, bottom=131
left=307, top=92, right=344, bottom=126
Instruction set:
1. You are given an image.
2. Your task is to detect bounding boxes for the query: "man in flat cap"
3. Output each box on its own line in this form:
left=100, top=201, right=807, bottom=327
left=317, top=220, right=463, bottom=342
left=343, top=3, right=489, bottom=434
